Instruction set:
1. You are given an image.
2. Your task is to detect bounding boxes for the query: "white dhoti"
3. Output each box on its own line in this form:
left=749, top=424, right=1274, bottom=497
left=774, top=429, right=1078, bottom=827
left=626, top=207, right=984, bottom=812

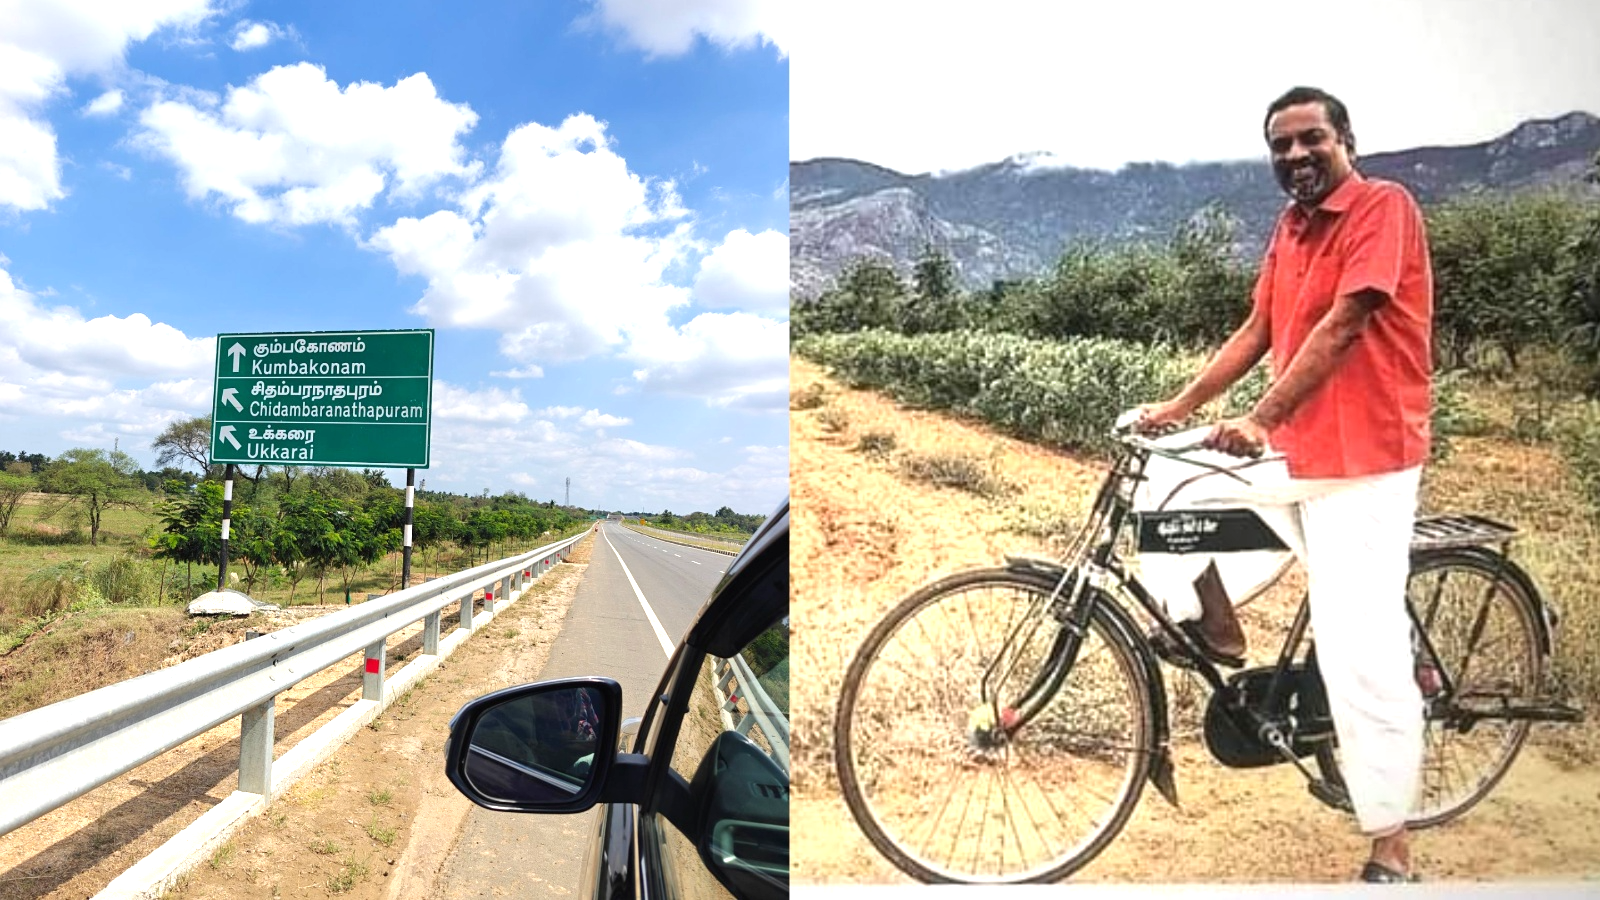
left=1132, top=426, right=1424, bottom=834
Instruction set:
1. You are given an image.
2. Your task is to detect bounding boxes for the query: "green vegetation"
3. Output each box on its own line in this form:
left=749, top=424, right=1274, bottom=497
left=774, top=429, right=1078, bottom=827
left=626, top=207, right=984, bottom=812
left=636, top=506, right=766, bottom=539
left=1, top=442, right=596, bottom=661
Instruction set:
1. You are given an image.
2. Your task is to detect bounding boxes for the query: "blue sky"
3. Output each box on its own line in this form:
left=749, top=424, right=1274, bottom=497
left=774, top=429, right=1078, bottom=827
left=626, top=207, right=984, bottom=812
left=0, top=0, right=788, bottom=516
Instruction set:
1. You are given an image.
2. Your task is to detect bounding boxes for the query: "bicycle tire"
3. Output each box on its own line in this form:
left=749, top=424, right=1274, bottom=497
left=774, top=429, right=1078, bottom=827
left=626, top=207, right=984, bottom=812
left=1312, top=548, right=1544, bottom=828
left=835, top=567, right=1155, bottom=883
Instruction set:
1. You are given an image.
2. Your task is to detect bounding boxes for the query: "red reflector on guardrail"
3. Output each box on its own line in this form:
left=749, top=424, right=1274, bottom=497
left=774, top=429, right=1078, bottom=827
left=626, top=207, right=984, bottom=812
left=485, top=591, right=493, bottom=601
left=365, top=659, right=380, bottom=674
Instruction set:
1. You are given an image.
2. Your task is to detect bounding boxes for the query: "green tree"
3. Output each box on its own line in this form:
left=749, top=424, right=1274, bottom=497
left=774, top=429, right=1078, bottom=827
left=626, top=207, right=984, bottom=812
left=274, top=492, right=343, bottom=604
left=230, top=504, right=277, bottom=597
left=898, top=247, right=968, bottom=334
left=1562, top=200, right=1600, bottom=389
left=409, top=501, right=458, bottom=582
left=0, top=463, right=35, bottom=537
left=331, top=510, right=401, bottom=598
left=793, top=257, right=906, bottom=334
left=150, top=481, right=223, bottom=599
left=152, top=416, right=217, bottom=478
left=1428, top=191, right=1587, bottom=371
left=40, top=448, right=146, bottom=546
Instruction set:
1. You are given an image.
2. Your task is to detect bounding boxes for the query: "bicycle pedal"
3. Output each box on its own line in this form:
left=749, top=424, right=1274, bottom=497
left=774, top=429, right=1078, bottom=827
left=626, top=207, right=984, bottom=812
left=1308, top=778, right=1352, bottom=813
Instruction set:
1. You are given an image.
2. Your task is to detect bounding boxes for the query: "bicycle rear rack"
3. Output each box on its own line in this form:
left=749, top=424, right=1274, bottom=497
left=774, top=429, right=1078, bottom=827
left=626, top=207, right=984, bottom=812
left=1410, top=514, right=1518, bottom=551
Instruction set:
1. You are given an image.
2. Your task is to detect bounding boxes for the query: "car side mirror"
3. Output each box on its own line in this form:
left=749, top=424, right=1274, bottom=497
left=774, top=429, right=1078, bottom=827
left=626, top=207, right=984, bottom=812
left=444, top=677, right=625, bottom=814
left=688, top=731, right=789, bottom=900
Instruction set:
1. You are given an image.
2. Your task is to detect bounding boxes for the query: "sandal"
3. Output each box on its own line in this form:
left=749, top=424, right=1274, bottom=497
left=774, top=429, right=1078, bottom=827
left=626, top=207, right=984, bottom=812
left=1148, top=621, right=1246, bottom=669
left=1359, top=860, right=1420, bottom=883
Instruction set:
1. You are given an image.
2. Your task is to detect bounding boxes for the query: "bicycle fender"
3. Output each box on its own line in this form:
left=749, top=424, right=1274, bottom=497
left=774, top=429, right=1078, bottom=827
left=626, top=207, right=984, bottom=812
left=1414, top=547, right=1555, bottom=657
left=1004, top=558, right=1180, bottom=808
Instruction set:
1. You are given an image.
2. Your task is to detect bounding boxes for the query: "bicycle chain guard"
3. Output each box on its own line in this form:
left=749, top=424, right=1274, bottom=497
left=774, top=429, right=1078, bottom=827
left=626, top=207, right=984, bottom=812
left=1202, top=664, right=1334, bottom=769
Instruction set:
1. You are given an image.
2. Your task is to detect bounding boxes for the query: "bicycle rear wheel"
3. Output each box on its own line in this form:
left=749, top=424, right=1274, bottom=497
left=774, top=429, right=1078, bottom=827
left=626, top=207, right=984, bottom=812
left=835, top=568, right=1154, bottom=883
left=1314, top=548, right=1544, bottom=828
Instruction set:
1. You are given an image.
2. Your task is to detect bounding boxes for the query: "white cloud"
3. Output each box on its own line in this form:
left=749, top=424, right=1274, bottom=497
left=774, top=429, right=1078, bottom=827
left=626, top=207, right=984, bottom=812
left=368, top=113, right=696, bottom=366
left=0, top=0, right=217, bottom=212
left=490, top=364, right=544, bottom=379
left=627, top=311, right=788, bottom=410
left=0, top=267, right=213, bottom=381
left=533, top=405, right=585, bottom=419
left=82, top=89, right=125, bottom=117
left=582, top=0, right=787, bottom=58
left=579, top=409, right=630, bottom=429
left=230, top=19, right=279, bottom=51
left=691, top=228, right=787, bottom=315
left=0, top=262, right=215, bottom=450
left=100, top=161, right=133, bottom=179
left=430, top=382, right=529, bottom=424
left=134, top=62, right=481, bottom=227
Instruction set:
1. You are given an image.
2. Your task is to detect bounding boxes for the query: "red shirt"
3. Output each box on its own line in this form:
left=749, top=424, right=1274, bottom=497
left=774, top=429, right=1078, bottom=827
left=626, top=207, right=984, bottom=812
left=1252, top=173, right=1433, bottom=478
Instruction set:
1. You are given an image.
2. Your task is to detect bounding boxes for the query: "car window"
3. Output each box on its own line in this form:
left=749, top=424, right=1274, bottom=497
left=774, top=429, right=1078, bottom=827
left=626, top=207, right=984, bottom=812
left=652, top=616, right=790, bottom=900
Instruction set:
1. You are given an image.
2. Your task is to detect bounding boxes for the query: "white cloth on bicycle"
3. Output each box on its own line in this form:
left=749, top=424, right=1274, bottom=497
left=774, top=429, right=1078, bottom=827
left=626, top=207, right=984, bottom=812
left=1131, top=426, right=1307, bottom=621
left=1131, top=425, right=1425, bottom=833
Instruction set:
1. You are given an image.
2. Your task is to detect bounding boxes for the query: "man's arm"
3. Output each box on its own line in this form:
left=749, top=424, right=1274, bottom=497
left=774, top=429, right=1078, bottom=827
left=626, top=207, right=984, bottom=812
left=1140, top=307, right=1270, bottom=426
left=1205, top=289, right=1383, bottom=455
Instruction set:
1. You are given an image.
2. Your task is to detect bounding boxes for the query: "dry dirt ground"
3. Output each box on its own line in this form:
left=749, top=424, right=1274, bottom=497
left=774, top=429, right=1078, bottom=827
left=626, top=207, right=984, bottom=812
left=0, top=534, right=595, bottom=900
left=789, top=355, right=1600, bottom=885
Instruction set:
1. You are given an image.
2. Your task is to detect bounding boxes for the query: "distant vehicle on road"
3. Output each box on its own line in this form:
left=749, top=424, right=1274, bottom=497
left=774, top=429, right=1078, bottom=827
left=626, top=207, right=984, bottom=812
left=445, top=500, right=790, bottom=900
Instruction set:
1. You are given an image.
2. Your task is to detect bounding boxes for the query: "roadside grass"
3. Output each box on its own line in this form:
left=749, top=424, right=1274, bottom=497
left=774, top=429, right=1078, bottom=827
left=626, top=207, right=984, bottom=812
left=0, top=508, right=590, bottom=716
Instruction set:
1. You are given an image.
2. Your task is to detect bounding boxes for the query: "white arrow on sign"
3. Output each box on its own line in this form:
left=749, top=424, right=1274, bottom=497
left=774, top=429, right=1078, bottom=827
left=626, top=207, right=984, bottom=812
left=228, top=343, right=246, bottom=372
left=221, top=388, right=244, bottom=412
left=219, top=425, right=241, bottom=449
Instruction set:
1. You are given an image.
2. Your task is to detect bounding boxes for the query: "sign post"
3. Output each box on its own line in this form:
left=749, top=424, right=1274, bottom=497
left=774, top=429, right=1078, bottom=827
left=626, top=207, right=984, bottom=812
left=207, top=329, right=433, bottom=594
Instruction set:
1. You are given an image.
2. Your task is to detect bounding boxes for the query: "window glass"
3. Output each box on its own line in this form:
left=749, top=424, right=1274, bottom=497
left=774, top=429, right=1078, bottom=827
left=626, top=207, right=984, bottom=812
left=653, top=618, right=790, bottom=899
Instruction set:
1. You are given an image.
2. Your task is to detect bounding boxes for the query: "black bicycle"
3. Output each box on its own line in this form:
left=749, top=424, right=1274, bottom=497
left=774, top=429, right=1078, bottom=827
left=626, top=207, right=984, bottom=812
left=834, top=427, right=1583, bottom=883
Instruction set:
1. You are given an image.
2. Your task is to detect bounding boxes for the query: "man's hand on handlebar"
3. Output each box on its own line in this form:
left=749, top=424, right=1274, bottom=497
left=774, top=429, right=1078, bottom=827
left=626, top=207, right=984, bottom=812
left=1203, top=414, right=1269, bottom=458
left=1128, top=399, right=1192, bottom=434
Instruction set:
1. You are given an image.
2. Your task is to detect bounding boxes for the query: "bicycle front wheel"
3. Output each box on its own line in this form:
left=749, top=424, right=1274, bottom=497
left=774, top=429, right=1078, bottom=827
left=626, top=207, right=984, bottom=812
left=835, top=567, right=1154, bottom=884
left=1314, top=548, right=1544, bottom=828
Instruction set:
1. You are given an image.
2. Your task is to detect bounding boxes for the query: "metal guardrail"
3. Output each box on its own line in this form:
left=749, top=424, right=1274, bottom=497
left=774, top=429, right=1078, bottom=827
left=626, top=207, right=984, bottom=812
left=622, top=522, right=745, bottom=556
left=0, top=529, right=589, bottom=839
left=714, top=653, right=790, bottom=774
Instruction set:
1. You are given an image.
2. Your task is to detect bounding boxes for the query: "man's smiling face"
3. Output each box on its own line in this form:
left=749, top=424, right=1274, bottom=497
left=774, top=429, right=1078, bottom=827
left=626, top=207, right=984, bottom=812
left=1267, top=101, right=1354, bottom=208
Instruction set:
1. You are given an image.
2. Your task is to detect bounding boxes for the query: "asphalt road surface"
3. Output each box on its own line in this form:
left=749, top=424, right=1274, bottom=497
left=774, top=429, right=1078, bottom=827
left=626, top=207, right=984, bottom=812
left=434, top=522, right=733, bottom=898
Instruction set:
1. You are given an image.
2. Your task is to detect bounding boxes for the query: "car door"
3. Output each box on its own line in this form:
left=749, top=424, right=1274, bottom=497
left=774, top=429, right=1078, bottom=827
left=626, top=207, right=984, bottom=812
left=636, top=613, right=790, bottom=900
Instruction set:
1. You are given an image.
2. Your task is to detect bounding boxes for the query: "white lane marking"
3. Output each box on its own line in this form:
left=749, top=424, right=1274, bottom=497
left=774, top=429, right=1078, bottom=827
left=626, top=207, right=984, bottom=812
left=674, top=554, right=681, bottom=558
left=692, top=560, right=701, bottom=565
left=601, top=529, right=675, bottom=658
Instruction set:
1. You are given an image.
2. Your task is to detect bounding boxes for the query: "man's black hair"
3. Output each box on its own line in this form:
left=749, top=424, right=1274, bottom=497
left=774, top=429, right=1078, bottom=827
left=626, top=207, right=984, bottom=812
left=1264, top=86, right=1356, bottom=156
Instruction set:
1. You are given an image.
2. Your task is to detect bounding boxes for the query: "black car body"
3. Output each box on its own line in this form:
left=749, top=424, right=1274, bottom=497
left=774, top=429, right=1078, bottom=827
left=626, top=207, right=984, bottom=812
left=446, top=499, right=790, bottom=900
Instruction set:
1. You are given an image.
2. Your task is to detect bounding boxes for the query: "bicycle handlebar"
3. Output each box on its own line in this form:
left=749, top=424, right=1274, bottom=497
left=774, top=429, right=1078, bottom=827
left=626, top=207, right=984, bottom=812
left=1109, top=417, right=1282, bottom=484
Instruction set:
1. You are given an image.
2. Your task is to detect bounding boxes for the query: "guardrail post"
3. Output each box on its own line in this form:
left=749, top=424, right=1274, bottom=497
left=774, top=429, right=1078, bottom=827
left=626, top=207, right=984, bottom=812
left=423, top=611, right=441, bottom=655
left=460, top=589, right=475, bottom=631
left=239, top=699, right=275, bottom=795
left=485, top=580, right=498, bottom=615
left=363, top=640, right=385, bottom=702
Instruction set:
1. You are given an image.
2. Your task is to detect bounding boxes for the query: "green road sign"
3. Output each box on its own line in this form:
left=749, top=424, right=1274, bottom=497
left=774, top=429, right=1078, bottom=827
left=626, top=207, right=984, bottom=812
left=210, top=329, right=434, bottom=468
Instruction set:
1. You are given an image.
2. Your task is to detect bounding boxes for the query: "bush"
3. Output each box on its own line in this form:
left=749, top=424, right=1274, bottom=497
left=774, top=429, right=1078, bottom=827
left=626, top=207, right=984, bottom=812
left=796, top=330, right=1265, bottom=457
left=89, top=553, right=156, bottom=605
left=15, top=561, right=90, bottom=619
left=796, top=330, right=1480, bottom=463
left=898, top=452, right=1009, bottom=498
left=7, top=525, right=89, bottom=545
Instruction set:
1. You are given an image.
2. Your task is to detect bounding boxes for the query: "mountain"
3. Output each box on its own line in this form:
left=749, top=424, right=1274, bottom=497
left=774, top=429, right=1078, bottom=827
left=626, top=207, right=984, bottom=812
left=790, top=111, right=1600, bottom=298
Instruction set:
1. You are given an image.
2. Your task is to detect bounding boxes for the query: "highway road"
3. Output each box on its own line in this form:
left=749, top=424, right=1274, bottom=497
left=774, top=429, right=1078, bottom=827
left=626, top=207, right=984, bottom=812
left=433, top=521, right=738, bottom=898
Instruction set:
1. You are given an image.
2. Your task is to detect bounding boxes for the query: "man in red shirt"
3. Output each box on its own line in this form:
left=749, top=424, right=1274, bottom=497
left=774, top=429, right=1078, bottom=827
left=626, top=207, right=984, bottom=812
left=1140, top=86, right=1431, bottom=883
